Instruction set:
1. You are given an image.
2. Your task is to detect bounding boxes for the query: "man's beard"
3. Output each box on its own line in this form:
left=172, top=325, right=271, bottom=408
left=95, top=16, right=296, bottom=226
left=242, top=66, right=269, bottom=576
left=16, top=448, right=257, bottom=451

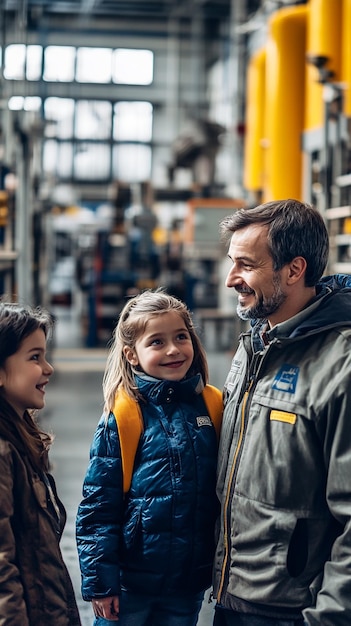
left=236, top=274, right=286, bottom=321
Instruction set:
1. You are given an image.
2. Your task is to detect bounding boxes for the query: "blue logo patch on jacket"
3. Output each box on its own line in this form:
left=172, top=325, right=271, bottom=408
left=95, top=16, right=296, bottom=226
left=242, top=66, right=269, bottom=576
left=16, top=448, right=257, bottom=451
left=272, top=365, right=299, bottom=393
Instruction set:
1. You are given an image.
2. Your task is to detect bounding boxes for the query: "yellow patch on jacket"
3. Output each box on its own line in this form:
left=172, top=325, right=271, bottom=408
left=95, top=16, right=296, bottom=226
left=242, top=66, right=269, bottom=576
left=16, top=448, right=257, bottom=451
left=270, top=410, right=296, bottom=425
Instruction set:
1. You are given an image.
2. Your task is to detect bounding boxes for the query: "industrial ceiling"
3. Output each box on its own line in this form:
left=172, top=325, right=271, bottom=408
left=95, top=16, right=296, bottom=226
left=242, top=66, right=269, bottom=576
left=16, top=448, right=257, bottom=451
left=3, top=0, right=233, bottom=20
left=1, top=0, right=268, bottom=28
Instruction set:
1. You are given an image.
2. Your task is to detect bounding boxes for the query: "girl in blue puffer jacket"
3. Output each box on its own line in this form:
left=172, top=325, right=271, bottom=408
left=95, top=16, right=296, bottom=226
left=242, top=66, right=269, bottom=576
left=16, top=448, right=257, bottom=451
left=76, top=289, right=223, bottom=626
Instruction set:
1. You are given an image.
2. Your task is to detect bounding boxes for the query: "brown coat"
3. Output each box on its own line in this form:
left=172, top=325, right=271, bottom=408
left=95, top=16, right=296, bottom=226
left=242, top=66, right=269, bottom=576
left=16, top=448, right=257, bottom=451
left=0, top=437, right=81, bottom=626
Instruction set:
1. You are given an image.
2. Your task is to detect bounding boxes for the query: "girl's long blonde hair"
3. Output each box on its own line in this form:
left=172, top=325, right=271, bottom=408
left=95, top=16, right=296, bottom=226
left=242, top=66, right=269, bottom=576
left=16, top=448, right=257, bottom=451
left=103, top=289, right=208, bottom=411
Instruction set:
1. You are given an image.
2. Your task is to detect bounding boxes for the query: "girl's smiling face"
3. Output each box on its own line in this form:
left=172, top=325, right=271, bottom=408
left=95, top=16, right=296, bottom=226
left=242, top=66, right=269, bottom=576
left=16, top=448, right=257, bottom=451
left=0, top=328, right=54, bottom=416
left=124, top=311, right=194, bottom=381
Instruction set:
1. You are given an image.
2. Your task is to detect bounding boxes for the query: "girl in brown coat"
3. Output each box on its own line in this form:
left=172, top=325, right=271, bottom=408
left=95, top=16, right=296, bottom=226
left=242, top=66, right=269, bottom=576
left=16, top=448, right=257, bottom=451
left=0, top=302, right=81, bottom=626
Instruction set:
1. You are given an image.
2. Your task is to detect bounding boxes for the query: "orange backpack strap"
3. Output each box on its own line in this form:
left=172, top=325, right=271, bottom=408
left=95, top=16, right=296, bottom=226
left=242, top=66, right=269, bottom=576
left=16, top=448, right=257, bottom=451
left=202, top=384, right=223, bottom=440
left=112, top=388, right=144, bottom=494
left=113, top=384, right=223, bottom=494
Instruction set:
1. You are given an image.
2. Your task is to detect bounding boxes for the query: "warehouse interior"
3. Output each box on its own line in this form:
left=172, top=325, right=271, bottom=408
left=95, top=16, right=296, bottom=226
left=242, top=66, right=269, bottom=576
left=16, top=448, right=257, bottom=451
left=1, top=0, right=350, bottom=349
left=1, top=2, right=351, bottom=624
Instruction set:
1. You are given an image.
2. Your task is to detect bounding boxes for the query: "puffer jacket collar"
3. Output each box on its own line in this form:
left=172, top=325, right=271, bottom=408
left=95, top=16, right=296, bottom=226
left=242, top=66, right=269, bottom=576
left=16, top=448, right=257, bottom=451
left=134, top=372, right=204, bottom=405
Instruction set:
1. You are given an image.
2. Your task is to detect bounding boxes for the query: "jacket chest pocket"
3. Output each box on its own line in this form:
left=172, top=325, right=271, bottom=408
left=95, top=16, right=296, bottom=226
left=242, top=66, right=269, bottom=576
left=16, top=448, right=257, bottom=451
left=235, top=395, right=327, bottom=513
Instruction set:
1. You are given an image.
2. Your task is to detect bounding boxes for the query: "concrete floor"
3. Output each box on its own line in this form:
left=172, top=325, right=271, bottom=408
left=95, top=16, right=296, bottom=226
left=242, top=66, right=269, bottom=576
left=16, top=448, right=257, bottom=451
left=42, top=307, right=234, bottom=626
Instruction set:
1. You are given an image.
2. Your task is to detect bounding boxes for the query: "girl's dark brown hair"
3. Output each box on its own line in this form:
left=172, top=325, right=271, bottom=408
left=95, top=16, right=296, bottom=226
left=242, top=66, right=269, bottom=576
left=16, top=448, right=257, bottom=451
left=0, top=302, right=54, bottom=473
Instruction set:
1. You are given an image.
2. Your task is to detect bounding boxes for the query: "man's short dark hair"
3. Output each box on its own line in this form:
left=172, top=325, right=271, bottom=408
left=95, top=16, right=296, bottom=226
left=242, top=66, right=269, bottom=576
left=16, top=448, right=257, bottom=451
left=219, top=198, right=329, bottom=287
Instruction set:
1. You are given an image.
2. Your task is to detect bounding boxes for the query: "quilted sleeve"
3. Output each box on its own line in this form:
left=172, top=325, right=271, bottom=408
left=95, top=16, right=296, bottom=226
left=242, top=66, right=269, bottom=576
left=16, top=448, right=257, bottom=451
left=0, top=441, right=29, bottom=625
left=76, top=413, right=124, bottom=601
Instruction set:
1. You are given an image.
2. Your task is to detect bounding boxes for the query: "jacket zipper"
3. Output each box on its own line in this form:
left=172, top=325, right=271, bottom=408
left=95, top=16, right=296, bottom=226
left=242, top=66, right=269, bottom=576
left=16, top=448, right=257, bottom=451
left=217, top=378, right=253, bottom=601
left=217, top=346, right=269, bottom=602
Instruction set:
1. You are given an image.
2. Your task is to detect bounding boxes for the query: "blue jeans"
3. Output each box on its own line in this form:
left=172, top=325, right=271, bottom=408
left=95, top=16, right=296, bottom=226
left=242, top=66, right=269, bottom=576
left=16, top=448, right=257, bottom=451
left=213, top=606, right=305, bottom=626
left=93, top=590, right=204, bottom=626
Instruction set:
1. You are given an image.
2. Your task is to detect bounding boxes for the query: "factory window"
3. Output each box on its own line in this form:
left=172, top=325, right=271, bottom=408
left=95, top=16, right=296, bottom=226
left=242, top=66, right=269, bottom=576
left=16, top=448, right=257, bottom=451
left=42, top=96, right=152, bottom=181
left=75, top=101, right=112, bottom=139
left=113, top=102, right=153, bottom=141
left=44, top=98, right=75, bottom=139
left=26, top=45, right=43, bottom=81
left=3, top=44, right=26, bottom=79
left=43, top=140, right=73, bottom=178
left=43, top=140, right=112, bottom=180
left=3, top=44, right=153, bottom=86
left=112, top=49, right=153, bottom=85
left=112, top=144, right=151, bottom=182
left=8, top=96, right=41, bottom=111
left=76, top=47, right=112, bottom=83
left=74, top=143, right=110, bottom=179
left=2, top=42, right=154, bottom=182
left=43, top=46, right=76, bottom=82
left=4, top=43, right=42, bottom=80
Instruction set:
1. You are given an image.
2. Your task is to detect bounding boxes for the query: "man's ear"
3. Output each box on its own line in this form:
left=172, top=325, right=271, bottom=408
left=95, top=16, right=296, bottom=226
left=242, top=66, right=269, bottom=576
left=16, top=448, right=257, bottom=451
left=286, top=256, right=307, bottom=284
left=123, top=346, right=139, bottom=366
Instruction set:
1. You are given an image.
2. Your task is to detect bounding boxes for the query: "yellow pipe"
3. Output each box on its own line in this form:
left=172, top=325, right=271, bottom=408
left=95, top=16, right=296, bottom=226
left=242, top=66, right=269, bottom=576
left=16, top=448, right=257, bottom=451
left=341, top=0, right=351, bottom=116
left=263, top=5, right=307, bottom=201
left=305, top=0, right=342, bottom=130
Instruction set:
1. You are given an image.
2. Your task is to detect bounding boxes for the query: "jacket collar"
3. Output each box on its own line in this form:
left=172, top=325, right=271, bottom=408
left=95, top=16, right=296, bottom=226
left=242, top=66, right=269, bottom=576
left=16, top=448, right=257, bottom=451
left=251, top=286, right=351, bottom=350
left=134, top=372, right=204, bottom=405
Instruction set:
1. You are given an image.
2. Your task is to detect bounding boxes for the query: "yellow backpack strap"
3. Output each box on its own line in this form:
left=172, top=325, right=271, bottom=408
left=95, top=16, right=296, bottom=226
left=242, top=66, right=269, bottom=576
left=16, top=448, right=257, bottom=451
left=202, top=384, right=223, bottom=440
left=112, top=388, right=143, bottom=494
left=113, top=385, right=222, bottom=493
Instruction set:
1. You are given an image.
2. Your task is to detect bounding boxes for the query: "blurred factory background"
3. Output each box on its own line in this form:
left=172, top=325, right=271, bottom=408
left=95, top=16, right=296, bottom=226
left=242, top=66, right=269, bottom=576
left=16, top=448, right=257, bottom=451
left=1, top=2, right=351, bottom=624
left=0, top=0, right=350, bottom=348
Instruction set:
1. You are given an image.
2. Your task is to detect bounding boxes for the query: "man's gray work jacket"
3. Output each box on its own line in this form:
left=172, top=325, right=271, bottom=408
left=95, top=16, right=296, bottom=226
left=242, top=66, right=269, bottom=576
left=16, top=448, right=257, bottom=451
left=213, top=282, right=351, bottom=626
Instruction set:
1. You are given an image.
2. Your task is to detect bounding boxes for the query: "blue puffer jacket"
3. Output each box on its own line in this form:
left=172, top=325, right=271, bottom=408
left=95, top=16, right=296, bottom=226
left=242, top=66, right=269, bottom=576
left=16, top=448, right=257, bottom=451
left=76, top=373, right=220, bottom=600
